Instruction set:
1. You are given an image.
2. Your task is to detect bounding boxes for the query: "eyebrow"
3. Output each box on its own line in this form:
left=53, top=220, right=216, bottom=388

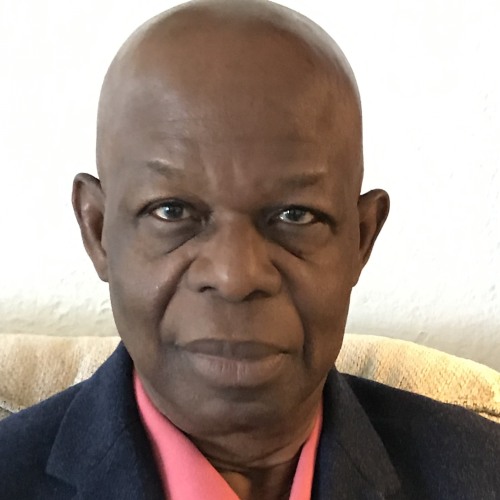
left=146, top=159, right=186, bottom=179
left=147, top=159, right=326, bottom=190
left=277, top=171, right=326, bottom=191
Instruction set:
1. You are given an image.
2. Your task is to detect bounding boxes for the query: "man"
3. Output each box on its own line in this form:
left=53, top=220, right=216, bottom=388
left=1, top=1, right=498, bottom=499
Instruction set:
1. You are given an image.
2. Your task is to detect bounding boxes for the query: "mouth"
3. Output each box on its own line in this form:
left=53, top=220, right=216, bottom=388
left=181, top=339, right=285, bottom=359
left=177, top=339, right=289, bottom=387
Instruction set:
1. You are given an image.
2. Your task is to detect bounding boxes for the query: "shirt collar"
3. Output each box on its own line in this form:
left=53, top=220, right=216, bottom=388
left=134, top=371, right=322, bottom=500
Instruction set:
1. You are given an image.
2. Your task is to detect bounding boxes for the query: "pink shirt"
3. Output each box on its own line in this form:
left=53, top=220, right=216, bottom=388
left=134, top=373, right=322, bottom=500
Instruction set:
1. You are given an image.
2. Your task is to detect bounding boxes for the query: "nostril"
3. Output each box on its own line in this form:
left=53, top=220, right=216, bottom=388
left=197, top=284, right=269, bottom=301
left=244, top=290, right=269, bottom=301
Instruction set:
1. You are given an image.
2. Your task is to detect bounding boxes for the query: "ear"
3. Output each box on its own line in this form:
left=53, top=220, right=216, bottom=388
left=72, top=173, right=109, bottom=282
left=354, top=188, right=390, bottom=283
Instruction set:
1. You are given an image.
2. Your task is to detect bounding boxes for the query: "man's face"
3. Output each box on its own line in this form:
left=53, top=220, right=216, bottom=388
left=86, top=30, right=374, bottom=437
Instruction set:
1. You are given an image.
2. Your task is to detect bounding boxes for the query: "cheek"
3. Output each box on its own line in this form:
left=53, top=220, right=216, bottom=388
left=289, top=246, right=357, bottom=371
left=299, top=283, right=351, bottom=375
left=106, top=234, right=194, bottom=367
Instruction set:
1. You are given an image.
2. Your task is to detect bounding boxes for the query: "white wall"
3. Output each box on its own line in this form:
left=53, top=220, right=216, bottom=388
left=0, top=1, right=499, bottom=370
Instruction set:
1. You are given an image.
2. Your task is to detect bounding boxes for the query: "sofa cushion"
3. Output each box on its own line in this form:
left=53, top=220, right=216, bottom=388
left=336, top=334, right=500, bottom=423
left=0, top=334, right=119, bottom=417
left=0, top=333, right=499, bottom=422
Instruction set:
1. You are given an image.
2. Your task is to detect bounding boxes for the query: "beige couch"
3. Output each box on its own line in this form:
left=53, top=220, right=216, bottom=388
left=1, top=333, right=499, bottom=423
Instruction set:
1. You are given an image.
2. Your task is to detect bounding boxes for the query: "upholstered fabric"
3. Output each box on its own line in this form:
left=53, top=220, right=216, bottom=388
left=0, top=334, right=119, bottom=417
left=0, top=333, right=499, bottom=422
left=336, top=334, right=500, bottom=423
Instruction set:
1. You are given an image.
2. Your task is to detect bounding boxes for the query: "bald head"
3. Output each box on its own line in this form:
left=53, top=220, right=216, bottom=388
left=96, top=0, right=363, bottom=191
left=74, top=3, right=389, bottom=474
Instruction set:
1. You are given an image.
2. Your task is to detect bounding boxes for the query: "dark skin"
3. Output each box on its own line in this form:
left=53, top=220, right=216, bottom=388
left=73, top=1, right=389, bottom=498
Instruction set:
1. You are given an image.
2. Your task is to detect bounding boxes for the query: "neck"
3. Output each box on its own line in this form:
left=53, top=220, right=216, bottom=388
left=191, top=397, right=322, bottom=500
left=219, top=459, right=299, bottom=500
left=138, top=371, right=324, bottom=498
left=192, top=397, right=320, bottom=464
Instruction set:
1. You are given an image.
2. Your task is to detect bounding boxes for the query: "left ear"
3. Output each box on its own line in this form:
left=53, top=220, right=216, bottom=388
left=354, top=188, right=390, bottom=283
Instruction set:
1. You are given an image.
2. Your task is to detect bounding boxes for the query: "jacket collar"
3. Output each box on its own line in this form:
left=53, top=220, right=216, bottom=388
left=45, top=343, right=163, bottom=499
left=313, top=369, right=403, bottom=499
left=46, top=344, right=403, bottom=499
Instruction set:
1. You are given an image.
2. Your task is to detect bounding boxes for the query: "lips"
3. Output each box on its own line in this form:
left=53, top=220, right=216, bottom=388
left=177, top=339, right=289, bottom=387
left=181, top=339, right=285, bottom=359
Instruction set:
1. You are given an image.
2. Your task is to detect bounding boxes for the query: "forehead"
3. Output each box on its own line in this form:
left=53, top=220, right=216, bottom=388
left=100, top=22, right=361, bottom=196
left=120, top=27, right=335, bottom=126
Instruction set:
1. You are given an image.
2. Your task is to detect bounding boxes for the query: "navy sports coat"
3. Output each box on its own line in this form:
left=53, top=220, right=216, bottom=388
left=1, top=343, right=499, bottom=499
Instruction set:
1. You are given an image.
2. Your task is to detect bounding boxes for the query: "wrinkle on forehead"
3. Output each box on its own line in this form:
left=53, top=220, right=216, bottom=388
left=96, top=0, right=363, bottom=194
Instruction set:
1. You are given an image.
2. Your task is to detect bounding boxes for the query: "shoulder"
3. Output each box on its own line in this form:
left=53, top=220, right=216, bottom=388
left=0, top=384, right=82, bottom=497
left=0, top=344, right=140, bottom=499
left=343, top=371, right=500, bottom=434
left=343, top=373, right=500, bottom=495
left=0, top=383, right=81, bottom=437
left=0, top=382, right=81, bottom=445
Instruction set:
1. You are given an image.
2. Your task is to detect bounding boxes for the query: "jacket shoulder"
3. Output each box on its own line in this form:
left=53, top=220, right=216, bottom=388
left=343, top=373, right=500, bottom=498
left=0, top=384, right=82, bottom=498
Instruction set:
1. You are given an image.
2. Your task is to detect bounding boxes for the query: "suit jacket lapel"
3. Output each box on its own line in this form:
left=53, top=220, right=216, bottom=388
left=45, top=344, right=164, bottom=500
left=313, top=370, right=405, bottom=500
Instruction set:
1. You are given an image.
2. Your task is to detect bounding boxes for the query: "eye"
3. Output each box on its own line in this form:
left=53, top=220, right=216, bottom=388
left=276, top=207, right=317, bottom=225
left=151, top=202, right=192, bottom=221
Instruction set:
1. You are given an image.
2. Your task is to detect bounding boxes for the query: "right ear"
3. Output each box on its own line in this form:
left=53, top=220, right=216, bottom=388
left=72, top=173, right=109, bottom=282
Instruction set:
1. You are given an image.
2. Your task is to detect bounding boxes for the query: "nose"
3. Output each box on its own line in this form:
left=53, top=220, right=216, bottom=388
left=186, top=218, right=281, bottom=302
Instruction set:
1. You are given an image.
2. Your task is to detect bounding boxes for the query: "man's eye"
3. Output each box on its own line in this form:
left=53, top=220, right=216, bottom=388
left=151, top=203, right=191, bottom=221
left=277, top=208, right=317, bottom=225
